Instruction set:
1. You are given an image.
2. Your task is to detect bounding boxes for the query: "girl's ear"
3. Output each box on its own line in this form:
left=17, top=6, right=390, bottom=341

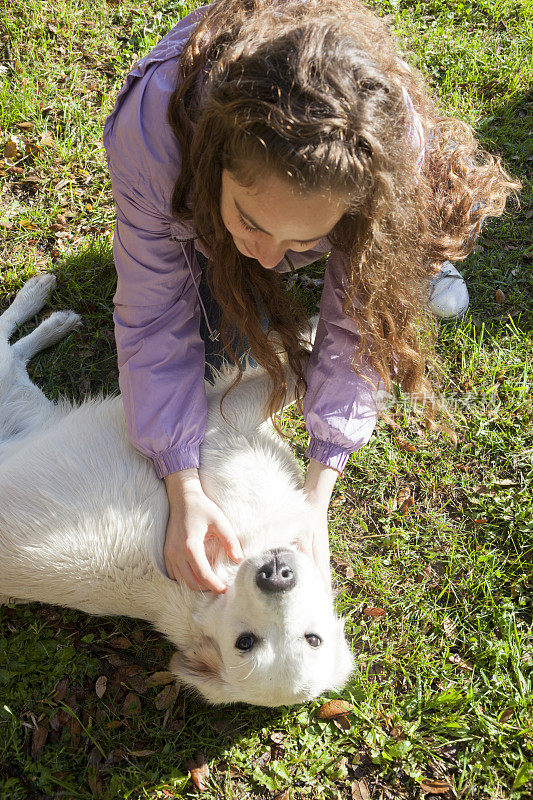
left=169, top=635, right=227, bottom=703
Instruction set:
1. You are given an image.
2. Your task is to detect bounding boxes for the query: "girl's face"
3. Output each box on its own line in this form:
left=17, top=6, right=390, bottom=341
left=220, top=168, right=348, bottom=270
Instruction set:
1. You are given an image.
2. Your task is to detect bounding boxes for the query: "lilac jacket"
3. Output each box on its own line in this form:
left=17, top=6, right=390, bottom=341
left=103, top=4, right=386, bottom=479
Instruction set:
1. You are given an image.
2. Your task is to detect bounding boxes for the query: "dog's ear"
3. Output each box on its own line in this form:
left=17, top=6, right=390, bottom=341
left=169, top=635, right=227, bottom=704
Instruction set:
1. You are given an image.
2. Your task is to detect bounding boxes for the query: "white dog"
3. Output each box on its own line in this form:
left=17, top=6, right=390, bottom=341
left=0, top=276, right=353, bottom=706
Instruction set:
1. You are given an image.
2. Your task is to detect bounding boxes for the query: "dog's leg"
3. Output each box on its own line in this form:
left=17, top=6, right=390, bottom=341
left=0, top=273, right=57, bottom=340
left=0, top=280, right=80, bottom=451
left=11, top=310, right=81, bottom=363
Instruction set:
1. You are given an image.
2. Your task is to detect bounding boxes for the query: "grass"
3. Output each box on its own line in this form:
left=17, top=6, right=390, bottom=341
left=0, top=0, right=532, bottom=798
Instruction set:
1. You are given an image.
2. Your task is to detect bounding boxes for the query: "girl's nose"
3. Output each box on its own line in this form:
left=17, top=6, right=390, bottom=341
left=255, top=243, right=286, bottom=270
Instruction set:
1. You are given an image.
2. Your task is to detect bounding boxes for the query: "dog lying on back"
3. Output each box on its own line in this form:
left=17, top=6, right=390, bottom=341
left=0, top=276, right=353, bottom=706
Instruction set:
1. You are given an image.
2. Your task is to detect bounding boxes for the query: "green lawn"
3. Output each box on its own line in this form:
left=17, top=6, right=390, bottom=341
left=1, top=1, right=532, bottom=798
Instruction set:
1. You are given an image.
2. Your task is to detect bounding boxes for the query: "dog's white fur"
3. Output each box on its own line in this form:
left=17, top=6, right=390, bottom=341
left=0, top=276, right=353, bottom=706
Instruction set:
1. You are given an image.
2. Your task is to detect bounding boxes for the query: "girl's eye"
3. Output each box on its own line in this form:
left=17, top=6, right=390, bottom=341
left=236, top=633, right=256, bottom=651
left=238, top=215, right=257, bottom=233
left=305, top=633, right=322, bottom=648
left=239, top=214, right=321, bottom=248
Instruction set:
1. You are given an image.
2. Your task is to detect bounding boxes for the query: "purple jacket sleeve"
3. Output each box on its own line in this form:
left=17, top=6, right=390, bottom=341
left=110, top=167, right=206, bottom=478
left=304, top=248, right=381, bottom=472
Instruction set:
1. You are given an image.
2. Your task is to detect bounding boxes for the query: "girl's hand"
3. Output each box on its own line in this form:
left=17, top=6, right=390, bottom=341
left=163, top=469, right=244, bottom=593
left=299, top=459, right=340, bottom=590
left=300, top=497, right=332, bottom=590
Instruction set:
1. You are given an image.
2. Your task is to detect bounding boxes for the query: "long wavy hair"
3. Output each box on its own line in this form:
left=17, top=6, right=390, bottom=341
left=168, top=0, right=518, bottom=417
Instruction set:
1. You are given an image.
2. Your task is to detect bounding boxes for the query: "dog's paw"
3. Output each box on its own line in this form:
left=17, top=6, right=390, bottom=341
left=11, top=274, right=58, bottom=320
left=45, top=310, right=82, bottom=338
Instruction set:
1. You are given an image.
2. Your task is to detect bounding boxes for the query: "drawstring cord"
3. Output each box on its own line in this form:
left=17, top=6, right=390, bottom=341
left=178, top=240, right=219, bottom=342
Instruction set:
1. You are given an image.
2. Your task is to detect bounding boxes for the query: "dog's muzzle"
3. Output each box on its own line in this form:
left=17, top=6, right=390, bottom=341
left=256, top=549, right=296, bottom=594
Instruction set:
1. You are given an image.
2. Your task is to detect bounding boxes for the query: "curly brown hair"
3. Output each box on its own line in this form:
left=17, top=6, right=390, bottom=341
left=168, top=0, right=518, bottom=417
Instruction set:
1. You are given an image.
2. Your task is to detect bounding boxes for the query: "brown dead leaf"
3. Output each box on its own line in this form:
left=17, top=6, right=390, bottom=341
left=494, top=288, right=506, bottom=304
left=449, top=653, right=474, bottom=672
left=273, top=792, right=290, bottom=800
left=31, top=726, right=48, bottom=759
left=40, top=130, right=55, bottom=147
left=186, top=751, right=209, bottom=792
left=394, top=436, right=416, bottom=453
left=16, top=121, right=35, bottom=131
left=396, top=486, right=411, bottom=507
left=333, top=714, right=352, bottom=730
left=146, top=670, right=175, bottom=688
left=345, top=565, right=355, bottom=579
left=400, top=495, right=415, bottom=515
left=363, top=607, right=386, bottom=618
left=129, top=749, right=156, bottom=757
left=128, top=674, right=147, bottom=695
left=95, top=676, right=107, bottom=699
left=110, top=636, right=132, bottom=649
left=122, top=692, right=141, bottom=716
left=316, top=699, right=354, bottom=720
left=67, top=716, right=82, bottom=748
left=351, top=779, right=370, bottom=800
left=4, top=140, right=19, bottom=159
left=53, top=678, right=69, bottom=702
left=420, top=778, right=453, bottom=794
left=155, top=682, right=179, bottom=711
left=500, top=707, right=514, bottom=723
left=443, top=617, right=458, bottom=640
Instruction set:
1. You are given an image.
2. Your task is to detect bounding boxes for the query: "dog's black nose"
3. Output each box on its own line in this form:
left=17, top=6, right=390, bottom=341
left=256, top=550, right=296, bottom=593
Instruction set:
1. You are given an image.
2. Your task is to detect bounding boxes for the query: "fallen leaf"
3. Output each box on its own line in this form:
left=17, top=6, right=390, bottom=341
left=400, top=495, right=415, bottom=515
left=129, top=749, right=156, bottom=757
left=449, top=653, right=474, bottom=672
left=110, top=636, right=132, bottom=649
left=363, top=607, right=386, bottom=618
left=16, top=121, right=35, bottom=131
left=53, top=678, right=69, bottom=702
left=95, top=676, right=107, bottom=699
left=351, top=779, right=370, bottom=800
left=40, top=130, right=55, bottom=147
left=87, top=771, right=103, bottom=797
left=4, top=140, right=19, bottom=159
left=494, top=288, right=506, bottom=304
left=345, top=565, right=355, bottom=579
left=273, top=792, right=290, bottom=800
left=420, top=778, right=453, bottom=794
left=500, top=707, right=514, bottom=723
left=31, top=726, right=48, bottom=759
left=155, top=682, right=179, bottom=710
left=394, top=436, right=416, bottom=453
left=128, top=674, right=147, bottom=694
left=316, top=699, right=354, bottom=719
left=67, top=716, right=82, bottom=747
left=443, top=617, right=458, bottom=640
left=396, top=486, right=411, bottom=507
left=122, top=692, right=141, bottom=716
left=146, top=670, right=175, bottom=687
left=186, top=751, right=209, bottom=792
left=333, top=714, right=351, bottom=730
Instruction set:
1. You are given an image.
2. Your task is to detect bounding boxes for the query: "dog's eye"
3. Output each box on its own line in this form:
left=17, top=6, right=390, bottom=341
left=235, top=633, right=256, bottom=651
left=305, top=634, right=322, bottom=648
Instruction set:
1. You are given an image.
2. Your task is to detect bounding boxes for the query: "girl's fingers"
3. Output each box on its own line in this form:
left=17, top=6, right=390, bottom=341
left=213, top=516, right=244, bottom=563
left=181, top=560, right=209, bottom=592
left=187, top=544, right=227, bottom=593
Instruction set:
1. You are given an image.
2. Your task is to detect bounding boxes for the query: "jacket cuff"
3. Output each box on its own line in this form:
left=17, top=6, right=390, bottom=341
left=152, top=445, right=200, bottom=478
left=305, top=438, right=351, bottom=473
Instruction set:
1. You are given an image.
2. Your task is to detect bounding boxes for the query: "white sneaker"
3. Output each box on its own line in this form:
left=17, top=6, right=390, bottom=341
left=428, top=261, right=469, bottom=320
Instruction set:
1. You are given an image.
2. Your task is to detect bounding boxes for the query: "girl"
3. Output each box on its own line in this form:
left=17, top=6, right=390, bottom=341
left=103, top=0, right=515, bottom=594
